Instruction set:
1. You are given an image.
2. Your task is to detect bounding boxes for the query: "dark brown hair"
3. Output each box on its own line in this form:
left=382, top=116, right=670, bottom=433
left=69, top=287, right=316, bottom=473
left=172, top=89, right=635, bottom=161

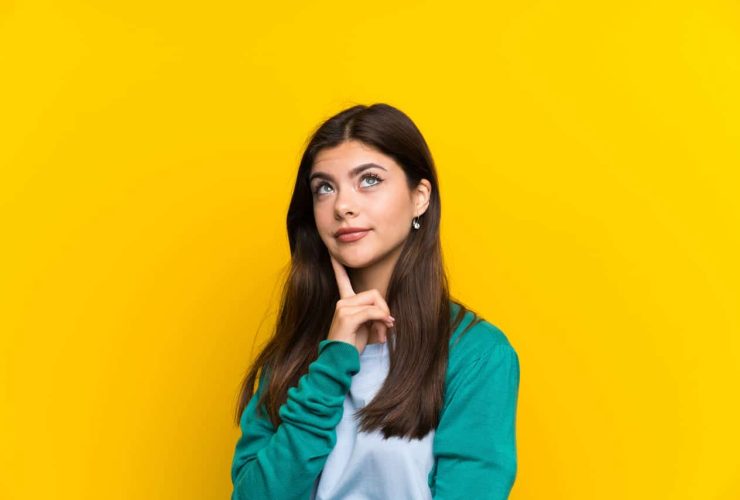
left=234, top=103, right=482, bottom=440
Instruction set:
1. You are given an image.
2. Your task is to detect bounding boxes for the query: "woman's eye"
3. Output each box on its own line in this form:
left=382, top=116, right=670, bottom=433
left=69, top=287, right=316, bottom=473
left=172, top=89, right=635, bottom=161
left=361, top=173, right=383, bottom=187
left=313, top=173, right=383, bottom=196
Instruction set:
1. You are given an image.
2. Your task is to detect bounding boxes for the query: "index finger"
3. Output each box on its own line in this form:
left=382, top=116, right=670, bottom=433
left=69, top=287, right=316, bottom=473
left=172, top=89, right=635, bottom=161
left=330, top=254, right=356, bottom=299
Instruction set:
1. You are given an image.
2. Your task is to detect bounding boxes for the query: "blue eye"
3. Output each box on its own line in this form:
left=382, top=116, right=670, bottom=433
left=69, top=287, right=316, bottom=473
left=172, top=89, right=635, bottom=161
left=362, top=173, right=382, bottom=187
left=313, top=173, right=383, bottom=196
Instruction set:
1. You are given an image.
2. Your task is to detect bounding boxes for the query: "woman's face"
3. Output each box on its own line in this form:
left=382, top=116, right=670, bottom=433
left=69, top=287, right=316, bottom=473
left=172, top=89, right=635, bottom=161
left=309, top=139, right=429, bottom=269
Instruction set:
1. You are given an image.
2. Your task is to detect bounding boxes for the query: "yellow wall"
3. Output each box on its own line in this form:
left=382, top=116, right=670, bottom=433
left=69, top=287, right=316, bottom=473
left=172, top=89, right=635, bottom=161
left=2, top=1, right=738, bottom=498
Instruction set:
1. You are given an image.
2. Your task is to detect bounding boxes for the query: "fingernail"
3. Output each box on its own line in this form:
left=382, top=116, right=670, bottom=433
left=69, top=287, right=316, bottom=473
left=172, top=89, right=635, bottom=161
left=388, top=315, right=395, bottom=321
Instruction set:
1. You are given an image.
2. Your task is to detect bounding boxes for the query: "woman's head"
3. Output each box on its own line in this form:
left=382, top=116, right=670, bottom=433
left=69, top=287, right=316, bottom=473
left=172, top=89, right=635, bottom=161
left=288, top=103, right=437, bottom=274
left=236, top=103, right=482, bottom=439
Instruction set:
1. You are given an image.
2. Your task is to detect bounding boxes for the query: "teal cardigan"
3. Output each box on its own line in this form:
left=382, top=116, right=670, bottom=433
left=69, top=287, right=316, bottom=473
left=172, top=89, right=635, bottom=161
left=231, top=305, right=521, bottom=499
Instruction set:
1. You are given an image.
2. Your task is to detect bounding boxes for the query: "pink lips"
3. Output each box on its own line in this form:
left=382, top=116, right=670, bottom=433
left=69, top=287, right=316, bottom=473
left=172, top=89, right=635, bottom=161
left=336, top=229, right=370, bottom=242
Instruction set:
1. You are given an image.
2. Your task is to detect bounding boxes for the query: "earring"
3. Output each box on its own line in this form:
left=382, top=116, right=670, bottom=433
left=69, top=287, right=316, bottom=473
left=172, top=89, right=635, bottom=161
left=412, top=216, right=421, bottom=230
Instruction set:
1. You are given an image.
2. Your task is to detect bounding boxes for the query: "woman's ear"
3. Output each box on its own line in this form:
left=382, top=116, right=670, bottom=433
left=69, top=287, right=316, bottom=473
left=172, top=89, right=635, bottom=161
left=414, top=179, right=432, bottom=216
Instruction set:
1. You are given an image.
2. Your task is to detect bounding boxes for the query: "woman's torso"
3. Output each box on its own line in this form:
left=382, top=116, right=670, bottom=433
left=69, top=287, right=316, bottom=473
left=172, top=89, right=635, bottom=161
left=310, top=340, right=435, bottom=500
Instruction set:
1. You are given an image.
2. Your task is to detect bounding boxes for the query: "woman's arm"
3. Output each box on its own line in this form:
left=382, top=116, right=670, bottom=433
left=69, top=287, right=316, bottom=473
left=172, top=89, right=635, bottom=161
left=430, top=342, right=521, bottom=500
left=230, top=339, right=360, bottom=500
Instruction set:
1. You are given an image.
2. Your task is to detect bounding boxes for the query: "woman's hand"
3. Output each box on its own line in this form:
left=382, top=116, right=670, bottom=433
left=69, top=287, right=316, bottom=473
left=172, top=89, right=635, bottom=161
left=327, top=254, right=395, bottom=353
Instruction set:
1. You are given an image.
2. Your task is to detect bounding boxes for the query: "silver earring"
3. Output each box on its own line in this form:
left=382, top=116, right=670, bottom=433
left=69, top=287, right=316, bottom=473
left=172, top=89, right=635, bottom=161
left=412, top=216, right=421, bottom=230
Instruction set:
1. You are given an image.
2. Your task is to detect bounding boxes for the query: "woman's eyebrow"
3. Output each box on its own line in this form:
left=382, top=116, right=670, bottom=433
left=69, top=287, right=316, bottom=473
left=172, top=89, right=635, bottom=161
left=309, top=163, right=387, bottom=183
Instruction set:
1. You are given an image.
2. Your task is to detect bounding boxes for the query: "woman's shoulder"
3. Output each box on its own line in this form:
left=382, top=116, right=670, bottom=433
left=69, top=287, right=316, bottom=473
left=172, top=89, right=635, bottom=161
left=441, top=301, right=519, bottom=405
left=447, top=300, right=516, bottom=369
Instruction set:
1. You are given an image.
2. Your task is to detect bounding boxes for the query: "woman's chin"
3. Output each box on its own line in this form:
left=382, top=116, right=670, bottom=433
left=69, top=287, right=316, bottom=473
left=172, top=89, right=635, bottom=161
left=334, top=249, right=376, bottom=269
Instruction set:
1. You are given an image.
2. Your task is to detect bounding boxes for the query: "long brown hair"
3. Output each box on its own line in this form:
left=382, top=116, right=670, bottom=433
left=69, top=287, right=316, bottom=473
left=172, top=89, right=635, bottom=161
left=234, top=103, right=483, bottom=440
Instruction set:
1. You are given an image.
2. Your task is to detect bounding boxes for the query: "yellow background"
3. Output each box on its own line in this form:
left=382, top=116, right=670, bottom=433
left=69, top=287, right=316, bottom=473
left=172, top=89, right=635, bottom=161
left=2, top=1, right=739, bottom=498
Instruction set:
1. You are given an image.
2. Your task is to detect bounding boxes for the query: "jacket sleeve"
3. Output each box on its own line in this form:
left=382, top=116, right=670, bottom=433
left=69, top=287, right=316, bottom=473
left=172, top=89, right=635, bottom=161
left=230, top=339, right=360, bottom=500
left=430, top=342, right=521, bottom=500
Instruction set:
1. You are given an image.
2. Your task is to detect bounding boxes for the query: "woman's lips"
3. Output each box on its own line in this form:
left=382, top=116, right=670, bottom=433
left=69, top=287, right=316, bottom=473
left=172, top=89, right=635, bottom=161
left=336, top=229, right=370, bottom=242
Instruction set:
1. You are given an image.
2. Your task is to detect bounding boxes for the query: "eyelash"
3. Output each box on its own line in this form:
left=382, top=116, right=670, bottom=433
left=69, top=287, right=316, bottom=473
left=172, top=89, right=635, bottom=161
left=313, top=173, right=384, bottom=196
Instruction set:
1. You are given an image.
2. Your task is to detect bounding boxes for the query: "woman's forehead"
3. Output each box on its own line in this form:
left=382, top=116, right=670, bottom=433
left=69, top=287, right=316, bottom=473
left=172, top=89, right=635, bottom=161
left=312, top=141, right=398, bottom=172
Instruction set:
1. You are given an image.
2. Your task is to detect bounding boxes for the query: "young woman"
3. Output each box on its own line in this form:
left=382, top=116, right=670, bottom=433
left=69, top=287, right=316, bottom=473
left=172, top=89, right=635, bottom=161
left=230, top=103, right=521, bottom=499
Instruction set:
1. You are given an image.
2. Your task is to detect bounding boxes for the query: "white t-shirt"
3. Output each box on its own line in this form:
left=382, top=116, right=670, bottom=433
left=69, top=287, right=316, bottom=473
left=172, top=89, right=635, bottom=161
left=310, top=340, right=436, bottom=499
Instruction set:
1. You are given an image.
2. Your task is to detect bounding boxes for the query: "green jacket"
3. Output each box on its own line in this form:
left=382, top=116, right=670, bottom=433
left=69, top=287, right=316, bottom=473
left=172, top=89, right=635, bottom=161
left=231, top=304, right=521, bottom=499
